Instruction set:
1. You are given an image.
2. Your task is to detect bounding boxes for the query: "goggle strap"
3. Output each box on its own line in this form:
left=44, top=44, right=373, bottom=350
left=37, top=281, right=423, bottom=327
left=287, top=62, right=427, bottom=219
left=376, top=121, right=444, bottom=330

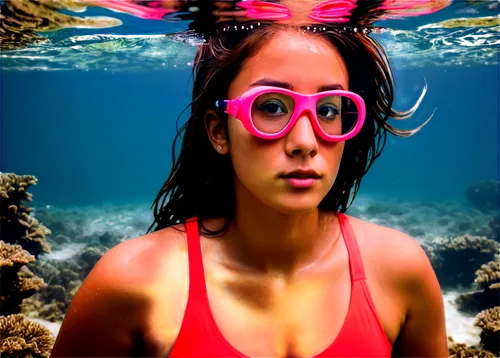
left=215, top=100, right=227, bottom=111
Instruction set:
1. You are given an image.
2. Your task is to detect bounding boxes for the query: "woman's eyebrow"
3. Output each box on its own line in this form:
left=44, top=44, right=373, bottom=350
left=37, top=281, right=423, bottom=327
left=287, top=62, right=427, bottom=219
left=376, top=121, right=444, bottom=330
left=318, top=83, right=345, bottom=91
left=249, top=78, right=345, bottom=91
left=249, top=78, right=292, bottom=89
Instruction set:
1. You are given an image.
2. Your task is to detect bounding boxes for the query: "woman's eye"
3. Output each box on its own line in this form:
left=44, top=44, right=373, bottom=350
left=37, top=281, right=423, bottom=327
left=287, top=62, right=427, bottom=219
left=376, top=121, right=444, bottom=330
left=258, top=101, right=287, bottom=115
left=318, top=104, right=340, bottom=119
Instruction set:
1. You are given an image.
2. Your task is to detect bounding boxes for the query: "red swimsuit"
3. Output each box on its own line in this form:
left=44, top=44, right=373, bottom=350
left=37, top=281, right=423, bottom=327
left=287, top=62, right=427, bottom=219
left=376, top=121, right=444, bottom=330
left=169, top=213, right=392, bottom=357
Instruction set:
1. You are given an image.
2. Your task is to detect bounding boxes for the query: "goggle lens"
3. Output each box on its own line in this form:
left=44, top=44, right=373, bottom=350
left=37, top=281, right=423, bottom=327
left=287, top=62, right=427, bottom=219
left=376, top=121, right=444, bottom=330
left=251, top=92, right=360, bottom=136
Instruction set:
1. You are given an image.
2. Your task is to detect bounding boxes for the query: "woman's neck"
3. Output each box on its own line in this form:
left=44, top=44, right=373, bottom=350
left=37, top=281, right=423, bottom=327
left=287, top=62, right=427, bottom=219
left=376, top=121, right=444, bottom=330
left=219, top=189, right=340, bottom=276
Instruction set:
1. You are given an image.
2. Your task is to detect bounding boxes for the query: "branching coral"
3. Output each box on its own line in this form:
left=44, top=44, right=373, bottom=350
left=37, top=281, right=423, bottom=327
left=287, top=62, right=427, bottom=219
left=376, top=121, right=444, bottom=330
left=0, top=241, right=45, bottom=316
left=475, top=307, right=500, bottom=355
left=448, top=256, right=500, bottom=358
left=441, top=234, right=499, bottom=253
left=0, top=172, right=58, bottom=356
left=433, top=234, right=499, bottom=289
left=448, top=336, right=496, bottom=357
left=0, top=313, right=54, bottom=358
left=0, top=172, right=51, bottom=257
left=475, top=259, right=500, bottom=290
left=456, top=257, right=500, bottom=315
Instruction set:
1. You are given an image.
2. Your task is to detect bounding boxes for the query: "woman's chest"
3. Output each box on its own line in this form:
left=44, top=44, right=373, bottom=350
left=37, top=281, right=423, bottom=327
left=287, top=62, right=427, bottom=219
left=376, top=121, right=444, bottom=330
left=203, top=265, right=354, bottom=357
left=141, top=258, right=401, bottom=357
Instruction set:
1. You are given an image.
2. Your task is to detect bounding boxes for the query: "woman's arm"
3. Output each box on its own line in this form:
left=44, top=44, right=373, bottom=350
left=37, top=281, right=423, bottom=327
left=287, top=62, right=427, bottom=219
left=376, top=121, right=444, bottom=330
left=50, top=241, right=152, bottom=357
left=391, top=238, right=449, bottom=358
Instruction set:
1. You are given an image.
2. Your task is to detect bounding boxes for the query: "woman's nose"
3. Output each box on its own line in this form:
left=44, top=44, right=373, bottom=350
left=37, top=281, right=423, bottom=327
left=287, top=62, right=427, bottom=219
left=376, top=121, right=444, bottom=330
left=284, top=113, right=319, bottom=157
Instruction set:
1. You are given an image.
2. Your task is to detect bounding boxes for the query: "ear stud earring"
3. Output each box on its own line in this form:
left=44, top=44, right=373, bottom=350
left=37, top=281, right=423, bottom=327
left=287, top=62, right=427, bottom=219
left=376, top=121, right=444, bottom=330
left=217, top=145, right=222, bottom=152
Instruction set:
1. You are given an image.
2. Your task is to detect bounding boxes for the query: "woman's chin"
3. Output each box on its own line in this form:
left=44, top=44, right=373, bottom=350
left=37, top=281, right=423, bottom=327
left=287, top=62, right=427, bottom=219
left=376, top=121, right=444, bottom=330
left=271, top=197, right=322, bottom=215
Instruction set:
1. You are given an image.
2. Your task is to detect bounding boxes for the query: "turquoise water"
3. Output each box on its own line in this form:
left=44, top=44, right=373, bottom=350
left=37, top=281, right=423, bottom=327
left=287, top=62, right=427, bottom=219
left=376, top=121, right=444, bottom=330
left=1, top=0, right=499, bottom=353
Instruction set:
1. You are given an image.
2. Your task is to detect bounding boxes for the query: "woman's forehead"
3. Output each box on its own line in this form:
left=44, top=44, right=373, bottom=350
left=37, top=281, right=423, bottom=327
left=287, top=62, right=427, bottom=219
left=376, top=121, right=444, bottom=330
left=232, top=32, right=349, bottom=93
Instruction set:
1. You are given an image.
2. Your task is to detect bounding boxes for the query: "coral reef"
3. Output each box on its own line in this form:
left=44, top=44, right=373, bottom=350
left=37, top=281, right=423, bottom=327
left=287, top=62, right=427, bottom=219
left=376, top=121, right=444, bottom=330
left=465, top=180, right=500, bottom=213
left=0, top=172, right=56, bottom=357
left=0, top=241, right=45, bottom=316
left=448, top=337, right=496, bottom=357
left=475, top=307, right=500, bottom=355
left=475, top=260, right=500, bottom=289
left=18, top=202, right=131, bottom=325
left=0, top=313, right=55, bottom=358
left=0, top=173, right=51, bottom=258
left=431, top=234, right=499, bottom=289
left=451, top=243, right=499, bottom=356
left=456, top=257, right=500, bottom=314
left=0, top=242, right=55, bottom=356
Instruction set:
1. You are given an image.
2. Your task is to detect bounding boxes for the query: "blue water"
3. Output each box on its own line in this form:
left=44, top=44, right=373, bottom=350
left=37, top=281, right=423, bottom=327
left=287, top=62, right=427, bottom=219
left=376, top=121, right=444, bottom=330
left=2, top=64, right=498, bottom=207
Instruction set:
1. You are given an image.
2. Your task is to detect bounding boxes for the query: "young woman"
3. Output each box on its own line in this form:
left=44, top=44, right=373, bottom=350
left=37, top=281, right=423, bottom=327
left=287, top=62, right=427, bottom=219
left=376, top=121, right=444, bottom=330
left=51, top=21, right=449, bottom=357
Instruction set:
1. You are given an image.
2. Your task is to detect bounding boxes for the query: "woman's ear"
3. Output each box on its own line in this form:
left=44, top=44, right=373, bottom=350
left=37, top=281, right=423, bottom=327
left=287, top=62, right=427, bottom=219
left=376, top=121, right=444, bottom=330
left=204, top=109, right=229, bottom=154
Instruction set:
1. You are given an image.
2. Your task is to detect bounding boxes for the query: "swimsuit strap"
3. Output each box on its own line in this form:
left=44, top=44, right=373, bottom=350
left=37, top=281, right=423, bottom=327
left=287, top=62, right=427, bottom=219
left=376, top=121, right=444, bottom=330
left=338, top=213, right=366, bottom=281
left=185, top=217, right=208, bottom=294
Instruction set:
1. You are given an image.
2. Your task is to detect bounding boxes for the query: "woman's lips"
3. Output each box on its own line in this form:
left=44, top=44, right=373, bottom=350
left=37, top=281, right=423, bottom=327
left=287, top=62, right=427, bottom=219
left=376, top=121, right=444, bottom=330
left=283, top=177, right=318, bottom=188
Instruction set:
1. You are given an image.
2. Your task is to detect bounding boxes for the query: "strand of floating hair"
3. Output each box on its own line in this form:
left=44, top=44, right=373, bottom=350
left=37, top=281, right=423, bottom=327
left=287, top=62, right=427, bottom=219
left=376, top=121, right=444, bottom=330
left=391, top=78, right=429, bottom=120
left=383, top=107, right=436, bottom=137
left=379, top=77, right=437, bottom=137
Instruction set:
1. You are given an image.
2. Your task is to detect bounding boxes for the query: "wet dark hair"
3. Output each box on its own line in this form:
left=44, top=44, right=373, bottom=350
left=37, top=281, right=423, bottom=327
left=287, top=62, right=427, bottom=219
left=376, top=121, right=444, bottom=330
left=146, top=22, right=431, bottom=236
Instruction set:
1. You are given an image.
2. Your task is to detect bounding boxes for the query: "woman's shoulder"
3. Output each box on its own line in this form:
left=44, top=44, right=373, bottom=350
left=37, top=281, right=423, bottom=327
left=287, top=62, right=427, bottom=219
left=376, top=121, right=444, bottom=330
left=345, top=214, right=434, bottom=282
left=50, top=224, right=190, bottom=356
left=100, top=223, right=189, bottom=285
left=346, top=214, right=424, bottom=251
left=65, top=223, right=191, bottom=310
left=345, top=214, right=441, bottom=324
left=97, top=217, right=230, bottom=288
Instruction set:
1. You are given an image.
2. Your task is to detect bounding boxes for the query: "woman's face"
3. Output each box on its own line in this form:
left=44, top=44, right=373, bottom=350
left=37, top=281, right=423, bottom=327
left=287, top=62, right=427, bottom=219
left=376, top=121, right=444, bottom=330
left=226, top=30, right=349, bottom=214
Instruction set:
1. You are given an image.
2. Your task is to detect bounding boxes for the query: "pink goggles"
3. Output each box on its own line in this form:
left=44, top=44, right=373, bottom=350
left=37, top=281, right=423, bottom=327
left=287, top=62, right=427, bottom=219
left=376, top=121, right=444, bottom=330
left=215, top=86, right=366, bottom=142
